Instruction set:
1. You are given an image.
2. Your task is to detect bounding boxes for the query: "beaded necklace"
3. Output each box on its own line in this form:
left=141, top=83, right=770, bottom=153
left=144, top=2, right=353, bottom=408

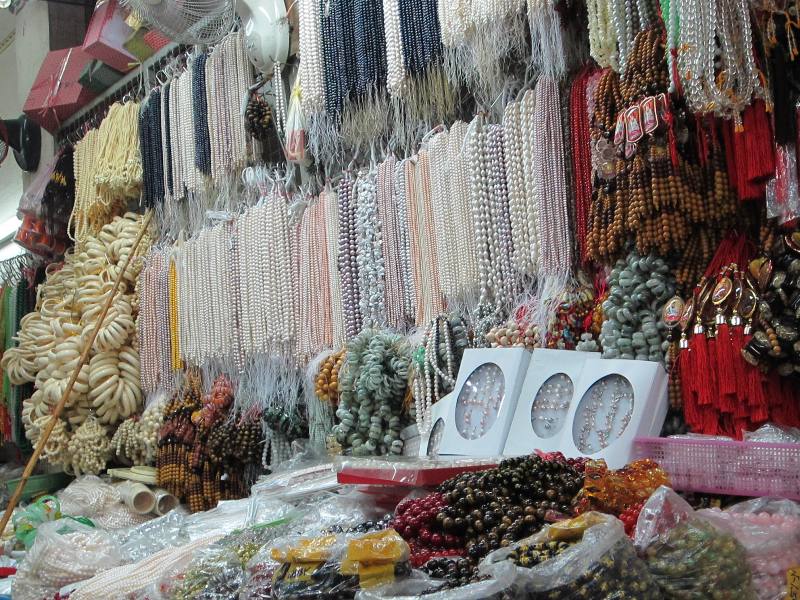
left=299, top=0, right=326, bottom=115
left=192, top=52, right=211, bottom=176
left=338, top=175, right=363, bottom=338
left=376, top=155, right=408, bottom=330
left=355, top=168, right=388, bottom=329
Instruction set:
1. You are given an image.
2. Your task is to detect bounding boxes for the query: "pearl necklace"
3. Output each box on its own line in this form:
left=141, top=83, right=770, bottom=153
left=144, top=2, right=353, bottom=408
left=466, top=115, right=493, bottom=307
left=447, top=121, right=480, bottom=302
left=299, top=0, right=326, bottom=114
left=519, top=90, right=540, bottom=274
left=486, top=123, right=517, bottom=308
left=355, top=168, right=388, bottom=329
left=503, top=101, right=533, bottom=277
left=338, top=174, right=363, bottom=339
left=394, top=159, right=416, bottom=323
left=323, top=185, right=347, bottom=347
left=383, top=0, right=407, bottom=95
left=427, top=130, right=458, bottom=303
left=534, top=77, right=572, bottom=276
left=587, top=0, right=617, bottom=69
left=413, top=150, right=446, bottom=326
left=376, top=155, right=408, bottom=330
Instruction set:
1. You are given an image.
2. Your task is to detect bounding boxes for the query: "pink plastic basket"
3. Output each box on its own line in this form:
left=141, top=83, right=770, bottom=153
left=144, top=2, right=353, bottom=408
left=634, top=437, right=800, bottom=500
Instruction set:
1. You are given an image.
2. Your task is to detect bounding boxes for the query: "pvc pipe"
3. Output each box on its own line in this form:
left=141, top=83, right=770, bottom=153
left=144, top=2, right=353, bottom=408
left=153, top=488, right=179, bottom=516
left=115, top=481, right=156, bottom=514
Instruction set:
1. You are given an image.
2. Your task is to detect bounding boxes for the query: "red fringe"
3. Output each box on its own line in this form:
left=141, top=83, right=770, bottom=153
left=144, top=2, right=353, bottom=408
left=714, top=323, right=738, bottom=411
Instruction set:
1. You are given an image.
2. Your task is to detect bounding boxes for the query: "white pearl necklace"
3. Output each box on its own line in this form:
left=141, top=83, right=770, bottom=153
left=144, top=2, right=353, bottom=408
left=587, top=0, right=617, bottom=69
left=355, top=168, right=388, bottom=329
left=298, top=0, right=325, bottom=114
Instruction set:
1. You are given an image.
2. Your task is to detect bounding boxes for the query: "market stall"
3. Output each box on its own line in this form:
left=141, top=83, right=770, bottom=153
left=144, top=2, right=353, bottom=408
left=0, top=0, right=799, bottom=597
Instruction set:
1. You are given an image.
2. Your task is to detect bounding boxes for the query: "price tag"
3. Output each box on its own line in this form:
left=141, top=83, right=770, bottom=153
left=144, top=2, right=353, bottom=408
left=788, top=566, right=800, bottom=599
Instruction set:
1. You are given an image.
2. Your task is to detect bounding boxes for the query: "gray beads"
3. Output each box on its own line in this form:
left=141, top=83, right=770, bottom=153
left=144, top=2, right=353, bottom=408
left=599, top=250, right=676, bottom=363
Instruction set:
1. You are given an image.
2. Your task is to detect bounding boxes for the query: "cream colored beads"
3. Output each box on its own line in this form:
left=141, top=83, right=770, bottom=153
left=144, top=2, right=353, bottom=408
left=1, top=212, right=153, bottom=473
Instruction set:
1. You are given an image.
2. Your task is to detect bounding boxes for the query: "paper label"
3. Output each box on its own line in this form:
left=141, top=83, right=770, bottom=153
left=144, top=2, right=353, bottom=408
left=626, top=105, right=644, bottom=143
left=788, top=566, right=800, bottom=599
left=642, top=96, right=658, bottom=134
left=614, top=112, right=626, bottom=146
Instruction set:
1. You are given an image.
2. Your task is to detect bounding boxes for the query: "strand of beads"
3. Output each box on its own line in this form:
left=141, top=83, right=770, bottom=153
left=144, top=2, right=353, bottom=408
left=355, top=168, right=388, bottom=329
left=338, top=175, right=363, bottom=338
left=599, top=251, right=675, bottom=362
left=377, top=155, right=409, bottom=329
left=413, top=314, right=472, bottom=435
left=66, top=417, right=112, bottom=476
left=333, top=329, right=412, bottom=455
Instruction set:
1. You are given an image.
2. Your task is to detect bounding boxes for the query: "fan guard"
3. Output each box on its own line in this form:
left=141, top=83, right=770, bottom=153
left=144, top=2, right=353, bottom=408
left=121, top=0, right=236, bottom=45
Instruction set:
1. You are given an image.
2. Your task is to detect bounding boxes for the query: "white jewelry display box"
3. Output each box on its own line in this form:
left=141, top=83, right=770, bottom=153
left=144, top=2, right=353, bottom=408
left=438, top=348, right=532, bottom=456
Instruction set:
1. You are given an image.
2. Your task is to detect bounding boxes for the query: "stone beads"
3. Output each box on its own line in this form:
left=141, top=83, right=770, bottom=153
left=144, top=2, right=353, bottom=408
left=599, top=250, right=675, bottom=362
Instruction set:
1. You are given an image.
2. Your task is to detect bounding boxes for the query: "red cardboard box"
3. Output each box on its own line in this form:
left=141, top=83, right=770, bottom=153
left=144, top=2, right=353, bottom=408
left=23, top=47, right=96, bottom=134
left=83, top=0, right=137, bottom=72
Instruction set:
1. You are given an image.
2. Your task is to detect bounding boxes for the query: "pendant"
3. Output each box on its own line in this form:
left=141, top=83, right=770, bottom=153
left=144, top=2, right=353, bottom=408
left=662, top=296, right=684, bottom=331
left=625, top=105, right=644, bottom=143
left=641, top=96, right=659, bottom=134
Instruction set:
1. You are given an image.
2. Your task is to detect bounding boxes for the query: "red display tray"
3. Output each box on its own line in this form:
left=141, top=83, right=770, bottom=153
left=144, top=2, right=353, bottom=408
left=335, top=457, right=499, bottom=487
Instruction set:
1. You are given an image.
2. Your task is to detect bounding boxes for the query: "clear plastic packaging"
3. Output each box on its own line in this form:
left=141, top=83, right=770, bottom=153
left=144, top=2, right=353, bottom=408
left=635, top=486, right=757, bottom=599
left=576, top=459, right=670, bottom=515
left=743, top=423, right=800, bottom=444
left=270, top=530, right=412, bottom=600
left=12, top=495, right=61, bottom=549
left=58, top=475, right=153, bottom=531
left=482, top=513, right=662, bottom=599
left=284, top=86, right=307, bottom=163
left=12, top=518, right=123, bottom=600
left=114, top=506, right=190, bottom=562
left=700, top=498, right=800, bottom=600
left=170, top=518, right=295, bottom=600
left=356, top=562, right=519, bottom=600
left=766, top=144, right=800, bottom=226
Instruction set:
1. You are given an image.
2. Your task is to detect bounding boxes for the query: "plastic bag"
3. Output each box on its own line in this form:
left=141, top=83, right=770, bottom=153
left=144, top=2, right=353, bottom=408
left=635, top=487, right=757, bottom=599
left=576, top=459, right=670, bottom=515
left=270, top=530, right=412, bottom=600
left=12, top=518, right=123, bottom=600
left=743, top=423, right=800, bottom=443
left=482, top=512, right=662, bottom=599
left=699, top=498, right=800, bottom=600
left=12, top=495, right=62, bottom=549
left=356, top=562, right=520, bottom=600
left=114, top=506, right=190, bottom=562
left=284, top=86, right=307, bottom=163
left=170, top=518, right=294, bottom=600
left=58, top=475, right=153, bottom=531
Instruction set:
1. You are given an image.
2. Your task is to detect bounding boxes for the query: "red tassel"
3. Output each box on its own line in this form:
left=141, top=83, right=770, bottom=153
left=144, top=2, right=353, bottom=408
left=714, top=323, right=738, bottom=411
left=690, top=333, right=713, bottom=407
left=662, top=95, right=680, bottom=169
left=747, top=367, right=769, bottom=423
left=678, top=349, right=700, bottom=430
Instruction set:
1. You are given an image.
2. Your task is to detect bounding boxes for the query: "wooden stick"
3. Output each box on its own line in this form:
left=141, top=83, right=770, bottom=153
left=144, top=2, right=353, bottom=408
left=0, top=211, right=153, bottom=535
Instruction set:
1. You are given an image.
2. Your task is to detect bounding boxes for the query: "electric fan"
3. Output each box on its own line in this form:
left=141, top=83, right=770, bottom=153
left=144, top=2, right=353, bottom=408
left=0, top=115, right=40, bottom=172
left=120, top=0, right=237, bottom=46
left=120, top=0, right=289, bottom=74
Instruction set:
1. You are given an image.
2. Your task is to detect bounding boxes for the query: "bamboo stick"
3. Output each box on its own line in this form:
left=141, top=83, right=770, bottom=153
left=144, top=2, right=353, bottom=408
left=0, top=211, right=153, bottom=535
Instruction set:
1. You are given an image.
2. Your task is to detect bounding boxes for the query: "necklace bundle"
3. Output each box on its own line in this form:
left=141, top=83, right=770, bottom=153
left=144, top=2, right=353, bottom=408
left=139, top=90, right=165, bottom=209
left=355, top=168, right=388, bottom=329
left=376, top=154, right=410, bottom=329
left=587, top=0, right=617, bottom=68
left=332, top=329, right=412, bottom=455
left=70, top=129, right=128, bottom=242
left=675, top=0, right=761, bottom=124
left=297, top=195, right=335, bottom=359
left=338, top=174, right=363, bottom=338
left=412, top=313, right=471, bottom=436
left=93, top=101, right=142, bottom=201
left=587, top=30, right=739, bottom=292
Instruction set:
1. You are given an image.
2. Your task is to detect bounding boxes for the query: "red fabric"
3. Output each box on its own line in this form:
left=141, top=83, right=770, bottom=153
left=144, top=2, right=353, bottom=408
left=82, top=0, right=136, bottom=72
left=23, top=47, right=96, bottom=134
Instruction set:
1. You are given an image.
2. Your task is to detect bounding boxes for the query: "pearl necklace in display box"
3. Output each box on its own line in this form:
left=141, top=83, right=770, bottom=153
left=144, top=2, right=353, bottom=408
left=438, top=348, right=532, bottom=456
left=418, top=394, right=453, bottom=457
left=505, top=356, right=667, bottom=468
left=504, top=349, right=599, bottom=457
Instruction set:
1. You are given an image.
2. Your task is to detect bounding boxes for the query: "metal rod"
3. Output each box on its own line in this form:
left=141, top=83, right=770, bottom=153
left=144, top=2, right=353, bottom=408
left=57, top=42, right=184, bottom=144
left=0, top=211, right=153, bottom=535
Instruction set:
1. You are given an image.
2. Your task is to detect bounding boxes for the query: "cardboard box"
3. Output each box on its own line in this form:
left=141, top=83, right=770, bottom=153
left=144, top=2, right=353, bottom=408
left=23, top=47, right=96, bottom=134
left=82, top=0, right=137, bottom=72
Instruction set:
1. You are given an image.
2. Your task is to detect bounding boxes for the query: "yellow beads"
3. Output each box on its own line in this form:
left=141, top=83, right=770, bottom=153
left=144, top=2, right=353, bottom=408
left=168, top=258, right=183, bottom=370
